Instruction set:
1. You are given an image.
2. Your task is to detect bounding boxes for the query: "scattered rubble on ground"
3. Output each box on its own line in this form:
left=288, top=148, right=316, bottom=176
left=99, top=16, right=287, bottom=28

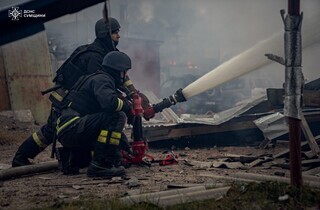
left=1, top=114, right=320, bottom=209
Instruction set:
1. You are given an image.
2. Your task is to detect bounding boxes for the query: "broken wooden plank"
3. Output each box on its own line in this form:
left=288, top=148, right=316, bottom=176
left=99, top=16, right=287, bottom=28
left=301, top=159, right=320, bottom=167
left=304, top=90, right=320, bottom=107
left=272, top=159, right=320, bottom=170
left=302, top=150, right=317, bottom=159
left=144, top=120, right=259, bottom=142
left=262, top=158, right=286, bottom=168
left=276, top=140, right=290, bottom=146
left=303, top=167, right=320, bottom=176
left=259, top=138, right=272, bottom=149
left=273, top=135, right=320, bottom=159
left=167, top=121, right=256, bottom=139
left=143, top=127, right=171, bottom=138
left=273, top=144, right=305, bottom=158
left=267, top=88, right=320, bottom=107
left=266, top=88, right=284, bottom=108
left=239, top=155, right=261, bottom=163
left=246, top=159, right=265, bottom=168
left=301, top=115, right=320, bottom=157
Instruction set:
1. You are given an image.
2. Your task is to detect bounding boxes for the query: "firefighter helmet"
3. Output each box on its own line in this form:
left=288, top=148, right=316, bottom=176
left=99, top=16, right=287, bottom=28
left=102, top=51, right=132, bottom=72
left=95, top=17, right=121, bottom=38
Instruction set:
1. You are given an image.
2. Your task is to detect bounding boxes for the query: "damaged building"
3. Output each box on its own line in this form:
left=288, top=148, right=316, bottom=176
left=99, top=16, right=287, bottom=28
left=0, top=0, right=320, bottom=209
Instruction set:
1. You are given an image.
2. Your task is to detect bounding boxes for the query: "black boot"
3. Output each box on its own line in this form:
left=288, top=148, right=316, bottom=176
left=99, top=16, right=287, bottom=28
left=87, top=161, right=125, bottom=178
left=12, top=135, right=44, bottom=167
left=114, top=133, right=131, bottom=167
left=56, top=147, right=79, bottom=175
left=87, top=141, right=125, bottom=178
left=56, top=147, right=92, bottom=175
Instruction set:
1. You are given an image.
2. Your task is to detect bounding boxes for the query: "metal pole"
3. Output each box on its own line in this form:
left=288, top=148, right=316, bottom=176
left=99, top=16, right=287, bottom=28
left=284, top=0, right=303, bottom=200
left=288, top=0, right=300, bottom=16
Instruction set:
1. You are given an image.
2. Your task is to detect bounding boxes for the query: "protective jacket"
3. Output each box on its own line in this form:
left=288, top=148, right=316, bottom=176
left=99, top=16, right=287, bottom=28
left=72, top=71, right=129, bottom=115
left=56, top=70, right=130, bottom=136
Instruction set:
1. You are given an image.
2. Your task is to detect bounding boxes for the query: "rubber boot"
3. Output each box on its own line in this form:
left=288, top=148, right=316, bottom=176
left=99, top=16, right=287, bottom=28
left=56, top=147, right=79, bottom=175
left=12, top=135, right=45, bottom=167
left=87, top=141, right=125, bottom=178
left=116, top=133, right=132, bottom=168
left=56, top=147, right=92, bottom=175
left=87, top=162, right=125, bottom=178
left=73, top=149, right=92, bottom=169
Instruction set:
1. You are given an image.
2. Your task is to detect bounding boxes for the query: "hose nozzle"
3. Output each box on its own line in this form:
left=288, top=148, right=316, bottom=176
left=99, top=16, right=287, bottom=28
left=153, top=88, right=187, bottom=113
left=169, top=88, right=187, bottom=104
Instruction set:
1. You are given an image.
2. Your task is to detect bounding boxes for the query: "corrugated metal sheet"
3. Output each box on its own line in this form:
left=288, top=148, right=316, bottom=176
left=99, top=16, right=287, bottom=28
left=143, top=90, right=179, bottom=123
left=254, top=112, right=288, bottom=140
left=177, top=95, right=268, bottom=125
left=1, top=32, right=52, bottom=123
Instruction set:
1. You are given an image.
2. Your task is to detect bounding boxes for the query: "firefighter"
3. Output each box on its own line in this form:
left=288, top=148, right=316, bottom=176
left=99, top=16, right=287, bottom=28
left=57, top=51, right=133, bottom=178
left=12, top=17, right=139, bottom=167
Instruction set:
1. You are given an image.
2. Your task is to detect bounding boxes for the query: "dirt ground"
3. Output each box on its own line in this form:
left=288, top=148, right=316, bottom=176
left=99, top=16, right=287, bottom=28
left=0, top=114, right=293, bottom=210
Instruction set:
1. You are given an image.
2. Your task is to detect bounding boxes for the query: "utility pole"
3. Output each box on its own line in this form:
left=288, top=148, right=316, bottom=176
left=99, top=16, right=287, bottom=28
left=283, top=0, right=303, bottom=201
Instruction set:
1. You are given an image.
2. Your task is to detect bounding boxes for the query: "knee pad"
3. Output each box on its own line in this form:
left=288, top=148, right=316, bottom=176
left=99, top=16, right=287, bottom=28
left=98, top=130, right=121, bottom=146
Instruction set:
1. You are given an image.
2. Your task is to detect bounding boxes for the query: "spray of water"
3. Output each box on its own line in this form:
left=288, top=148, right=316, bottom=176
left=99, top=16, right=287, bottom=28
left=182, top=11, right=320, bottom=99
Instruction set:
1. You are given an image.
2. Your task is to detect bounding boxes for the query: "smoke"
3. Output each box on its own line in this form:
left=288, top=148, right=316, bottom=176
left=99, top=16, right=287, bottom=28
left=139, top=2, right=154, bottom=23
left=115, top=0, right=319, bottom=84
left=43, top=0, right=320, bottom=113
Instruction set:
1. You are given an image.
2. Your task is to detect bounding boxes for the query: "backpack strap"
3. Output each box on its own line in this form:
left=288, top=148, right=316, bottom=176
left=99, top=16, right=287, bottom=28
left=53, top=44, right=106, bottom=88
left=64, top=72, right=104, bottom=107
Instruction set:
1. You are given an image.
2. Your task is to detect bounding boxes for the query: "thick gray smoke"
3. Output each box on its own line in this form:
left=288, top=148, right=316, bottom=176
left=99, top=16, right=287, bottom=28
left=44, top=0, right=320, bottom=114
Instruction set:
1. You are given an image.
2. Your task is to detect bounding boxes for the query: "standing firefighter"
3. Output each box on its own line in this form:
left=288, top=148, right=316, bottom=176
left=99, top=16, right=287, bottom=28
left=57, top=51, right=133, bottom=178
left=12, top=17, right=140, bottom=167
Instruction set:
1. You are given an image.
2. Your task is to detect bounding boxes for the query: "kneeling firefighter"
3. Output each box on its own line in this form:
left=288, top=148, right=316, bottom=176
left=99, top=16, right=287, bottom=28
left=56, top=51, right=133, bottom=178
left=11, top=17, right=150, bottom=168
